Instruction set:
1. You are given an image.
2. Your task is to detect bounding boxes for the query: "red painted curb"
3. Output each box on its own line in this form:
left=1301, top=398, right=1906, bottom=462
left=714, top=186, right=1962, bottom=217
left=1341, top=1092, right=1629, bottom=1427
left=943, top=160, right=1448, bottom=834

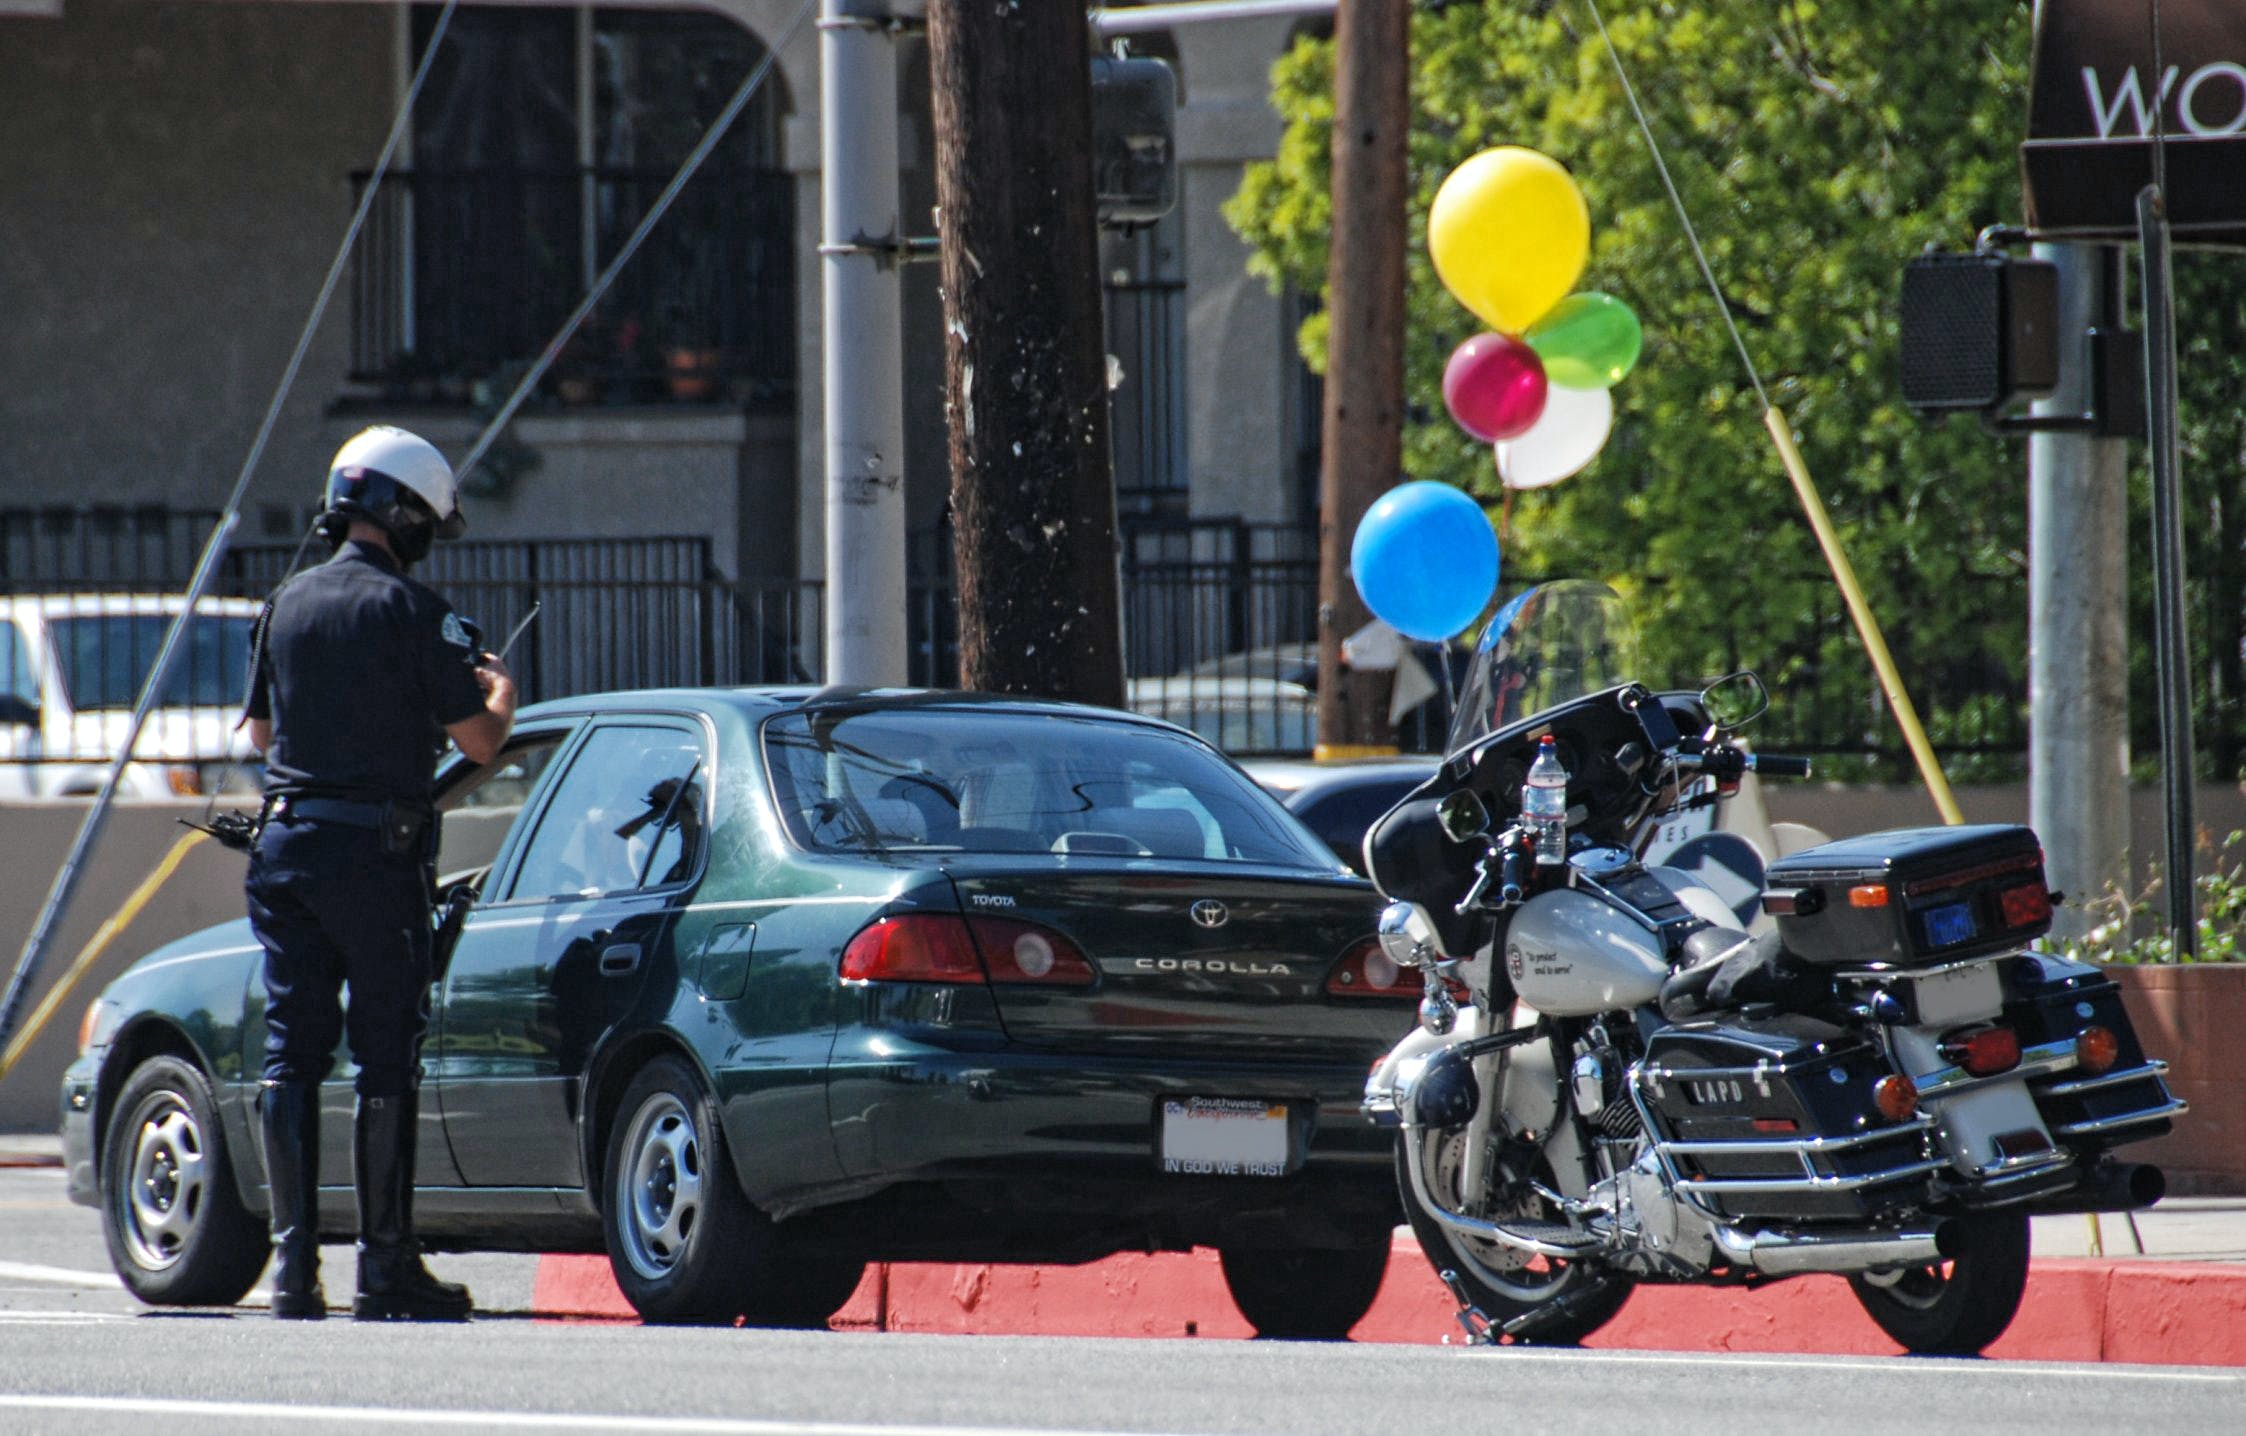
left=531, top=1239, right=2246, bottom=1364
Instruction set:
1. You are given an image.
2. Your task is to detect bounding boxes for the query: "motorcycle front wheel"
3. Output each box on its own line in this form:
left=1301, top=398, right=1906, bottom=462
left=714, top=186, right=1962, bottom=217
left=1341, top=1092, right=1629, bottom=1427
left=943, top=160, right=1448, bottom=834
left=1847, top=1208, right=2030, bottom=1355
left=1394, top=1130, right=1631, bottom=1345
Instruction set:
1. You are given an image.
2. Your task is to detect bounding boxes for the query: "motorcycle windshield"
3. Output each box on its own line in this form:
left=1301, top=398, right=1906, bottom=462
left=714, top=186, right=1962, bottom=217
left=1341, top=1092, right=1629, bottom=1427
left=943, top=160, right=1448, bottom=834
left=1444, top=580, right=1641, bottom=756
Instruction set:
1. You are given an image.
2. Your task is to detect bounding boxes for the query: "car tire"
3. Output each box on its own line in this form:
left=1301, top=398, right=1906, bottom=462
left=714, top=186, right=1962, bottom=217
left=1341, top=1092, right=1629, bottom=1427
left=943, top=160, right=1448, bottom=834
left=746, top=1248, right=868, bottom=1329
left=602, top=1054, right=775, bottom=1324
left=1218, top=1238, right=1391, bottom=1340
left=100, top=1055, right=269, bottom=1307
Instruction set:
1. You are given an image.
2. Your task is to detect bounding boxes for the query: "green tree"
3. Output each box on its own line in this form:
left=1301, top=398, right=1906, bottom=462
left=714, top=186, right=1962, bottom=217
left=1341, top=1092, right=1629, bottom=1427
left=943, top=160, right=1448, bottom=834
left=1228, top=0, right=2042, bottom=776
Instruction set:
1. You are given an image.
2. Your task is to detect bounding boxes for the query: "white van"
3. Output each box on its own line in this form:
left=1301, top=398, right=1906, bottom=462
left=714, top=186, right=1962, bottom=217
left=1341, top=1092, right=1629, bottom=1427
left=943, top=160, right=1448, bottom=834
left=0, top=593, right=264, bottom=799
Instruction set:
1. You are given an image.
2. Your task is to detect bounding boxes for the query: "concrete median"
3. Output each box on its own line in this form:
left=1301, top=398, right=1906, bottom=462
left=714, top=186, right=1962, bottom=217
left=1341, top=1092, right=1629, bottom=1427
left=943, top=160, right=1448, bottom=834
left=531, top=1234, right=2246, bottom=1363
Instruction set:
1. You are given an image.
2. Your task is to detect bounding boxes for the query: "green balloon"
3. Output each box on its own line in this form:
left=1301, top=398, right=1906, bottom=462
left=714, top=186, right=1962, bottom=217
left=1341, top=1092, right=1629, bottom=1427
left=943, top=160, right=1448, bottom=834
left=1525, top=292, right=1642, bottom=389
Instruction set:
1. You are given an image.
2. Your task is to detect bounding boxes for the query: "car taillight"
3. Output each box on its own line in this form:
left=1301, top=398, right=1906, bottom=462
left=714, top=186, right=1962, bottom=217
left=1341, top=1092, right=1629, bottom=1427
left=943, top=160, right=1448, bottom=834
left=1325, top=938, right=1420, bottom=999
left=963, top=916, right=1097, bottom=986
left=839, top=915, right=987, bottom=983
left=1940, top=1023, right=2022, bottom=1077
left=838, top=914, right=1096, bottom=987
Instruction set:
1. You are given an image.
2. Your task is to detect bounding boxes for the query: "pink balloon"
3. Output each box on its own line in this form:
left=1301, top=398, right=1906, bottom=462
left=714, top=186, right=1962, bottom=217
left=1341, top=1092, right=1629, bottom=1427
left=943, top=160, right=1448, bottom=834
left=1443, top=333, right=1549, bottom=442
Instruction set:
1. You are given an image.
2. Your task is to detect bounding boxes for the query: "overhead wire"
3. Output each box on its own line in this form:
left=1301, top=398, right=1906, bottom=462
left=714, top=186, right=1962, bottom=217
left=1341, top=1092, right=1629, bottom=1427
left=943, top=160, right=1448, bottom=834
left=0, top=1, right=463, bottom=1052
left=0, top=0, right=819, bottom=1056
left=1576, top=0, right=1963, bottom=824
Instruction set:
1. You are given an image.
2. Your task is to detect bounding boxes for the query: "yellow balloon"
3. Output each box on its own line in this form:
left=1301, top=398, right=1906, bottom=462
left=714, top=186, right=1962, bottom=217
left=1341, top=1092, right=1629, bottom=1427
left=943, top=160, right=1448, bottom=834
left=1428, top=147, right=1591, bottom=335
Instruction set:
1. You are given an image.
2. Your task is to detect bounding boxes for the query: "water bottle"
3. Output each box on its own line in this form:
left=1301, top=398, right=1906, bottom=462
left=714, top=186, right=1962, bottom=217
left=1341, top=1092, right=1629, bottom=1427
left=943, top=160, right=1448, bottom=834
left=1523, top=735, right=1569, bottom=866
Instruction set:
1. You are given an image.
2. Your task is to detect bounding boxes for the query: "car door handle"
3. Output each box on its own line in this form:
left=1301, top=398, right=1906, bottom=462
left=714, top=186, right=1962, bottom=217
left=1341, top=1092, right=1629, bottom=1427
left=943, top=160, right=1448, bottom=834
left=598, top=942, right=642, bottom=976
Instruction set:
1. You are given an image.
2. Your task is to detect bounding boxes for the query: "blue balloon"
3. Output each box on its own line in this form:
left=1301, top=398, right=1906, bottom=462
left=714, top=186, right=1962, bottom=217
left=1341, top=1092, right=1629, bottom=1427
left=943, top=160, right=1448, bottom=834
left=1349, top=481, right=1500, bottom=642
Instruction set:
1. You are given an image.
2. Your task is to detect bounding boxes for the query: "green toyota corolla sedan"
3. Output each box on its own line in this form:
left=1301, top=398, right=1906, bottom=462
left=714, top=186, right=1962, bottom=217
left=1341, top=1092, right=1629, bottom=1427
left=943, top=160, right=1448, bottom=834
left=61, top=687, right=1421, bottom=1334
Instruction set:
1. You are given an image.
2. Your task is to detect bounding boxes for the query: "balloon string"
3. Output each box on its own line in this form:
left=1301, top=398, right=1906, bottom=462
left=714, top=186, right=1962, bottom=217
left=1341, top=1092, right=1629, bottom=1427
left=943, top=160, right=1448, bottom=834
left=1578, top=0, right=1770, bottom=411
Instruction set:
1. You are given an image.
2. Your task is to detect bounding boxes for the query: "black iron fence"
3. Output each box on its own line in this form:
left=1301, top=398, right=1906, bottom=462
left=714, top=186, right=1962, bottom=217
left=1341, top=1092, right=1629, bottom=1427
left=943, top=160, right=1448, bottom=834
left=347, top=167, right=796, bottom=407
left=3, top=508, right=2041, bottom=767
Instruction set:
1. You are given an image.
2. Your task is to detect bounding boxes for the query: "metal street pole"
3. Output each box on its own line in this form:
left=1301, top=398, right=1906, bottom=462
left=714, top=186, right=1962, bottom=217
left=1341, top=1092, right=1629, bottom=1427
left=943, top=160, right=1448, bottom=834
left=2137, top=186, right=2197, bottom=955
left=2027, top=243, right=2129, bottom=943
left=821, top=0, right=910, bottom=685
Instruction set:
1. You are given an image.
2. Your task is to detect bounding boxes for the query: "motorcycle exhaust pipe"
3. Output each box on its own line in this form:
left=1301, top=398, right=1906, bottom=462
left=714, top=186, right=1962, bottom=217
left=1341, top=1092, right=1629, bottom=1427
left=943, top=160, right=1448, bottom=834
left=2026, top=1162, right=2166, bottom=1216
left=1713, top=1219, right=1959, bottom=1277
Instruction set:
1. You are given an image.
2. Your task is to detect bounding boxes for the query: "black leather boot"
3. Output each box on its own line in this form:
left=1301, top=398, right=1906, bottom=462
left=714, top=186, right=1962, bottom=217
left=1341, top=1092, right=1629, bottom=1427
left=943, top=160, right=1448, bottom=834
left=352, top=1090, right=471, bottom=1321
left=258, top=1080, right=326, bottom=1320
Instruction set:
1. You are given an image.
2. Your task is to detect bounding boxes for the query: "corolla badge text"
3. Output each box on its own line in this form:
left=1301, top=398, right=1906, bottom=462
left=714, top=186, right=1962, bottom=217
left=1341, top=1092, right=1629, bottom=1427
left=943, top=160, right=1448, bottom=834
left=1189, top=899, right=1229, bottom=929
left=1134, top=957, right=1295, bottom=977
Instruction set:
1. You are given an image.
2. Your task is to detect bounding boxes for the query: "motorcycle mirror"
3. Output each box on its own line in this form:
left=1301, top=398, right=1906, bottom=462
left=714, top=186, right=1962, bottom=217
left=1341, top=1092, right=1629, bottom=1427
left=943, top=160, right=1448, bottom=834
left=1436, top=789, right=1490, bottom=843
left=1699, top=671, right=1769, bottom=731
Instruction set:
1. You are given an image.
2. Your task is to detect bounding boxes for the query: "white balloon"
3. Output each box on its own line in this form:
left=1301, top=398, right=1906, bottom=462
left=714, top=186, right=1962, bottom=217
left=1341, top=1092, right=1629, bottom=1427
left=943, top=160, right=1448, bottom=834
left=1495, top=383, right=1613, bottom=490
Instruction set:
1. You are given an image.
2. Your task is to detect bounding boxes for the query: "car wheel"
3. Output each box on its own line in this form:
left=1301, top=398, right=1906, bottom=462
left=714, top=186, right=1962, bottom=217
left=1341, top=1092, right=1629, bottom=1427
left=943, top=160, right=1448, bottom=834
left=100, top=1055, right=268, bottom=1307
left=746, top=1248, right=868, bottom=1329
left=602, top=1054, right=773, bottom=1324
left=1219, top=1238, right=1391, bottom=1339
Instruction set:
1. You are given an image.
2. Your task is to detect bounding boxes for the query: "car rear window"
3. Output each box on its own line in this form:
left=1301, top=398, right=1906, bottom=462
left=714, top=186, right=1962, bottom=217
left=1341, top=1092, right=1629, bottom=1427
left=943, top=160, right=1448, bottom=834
left=762, top=708, right=1335, bottom=868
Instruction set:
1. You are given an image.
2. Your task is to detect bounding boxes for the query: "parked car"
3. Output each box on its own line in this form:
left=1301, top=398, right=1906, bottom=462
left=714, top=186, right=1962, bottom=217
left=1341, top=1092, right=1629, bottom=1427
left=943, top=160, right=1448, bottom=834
left=1240, top=756, right=1442, bottom=878
left=0, top=593, right=263, bottom=798
left=64, top=687, right=1422, bottom=1335
left=1125, top=674, right=1317, bottom=755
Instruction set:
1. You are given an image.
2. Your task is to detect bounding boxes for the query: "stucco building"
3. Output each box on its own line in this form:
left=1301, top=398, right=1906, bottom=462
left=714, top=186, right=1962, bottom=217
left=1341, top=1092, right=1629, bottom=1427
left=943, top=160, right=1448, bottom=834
left=0, top=0, right=1321, bottom=683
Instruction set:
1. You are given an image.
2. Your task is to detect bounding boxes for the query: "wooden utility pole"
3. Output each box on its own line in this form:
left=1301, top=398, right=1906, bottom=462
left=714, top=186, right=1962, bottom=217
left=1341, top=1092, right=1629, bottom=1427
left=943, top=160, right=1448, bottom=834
left=1315, top=0, right=1409, bottom=757
left=927, top=1, right=1125, bottom=707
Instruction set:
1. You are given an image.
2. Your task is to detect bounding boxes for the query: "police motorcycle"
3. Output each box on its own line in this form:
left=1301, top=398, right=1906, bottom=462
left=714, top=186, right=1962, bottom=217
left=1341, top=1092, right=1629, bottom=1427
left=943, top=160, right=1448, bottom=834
left=1362, top=582, right=2185, bottom=1355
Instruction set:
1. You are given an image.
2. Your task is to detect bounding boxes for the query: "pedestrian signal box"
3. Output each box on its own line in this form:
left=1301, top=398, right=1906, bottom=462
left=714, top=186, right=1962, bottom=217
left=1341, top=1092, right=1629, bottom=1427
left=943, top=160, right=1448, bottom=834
left=1091, top=57, right=1176, bottom=227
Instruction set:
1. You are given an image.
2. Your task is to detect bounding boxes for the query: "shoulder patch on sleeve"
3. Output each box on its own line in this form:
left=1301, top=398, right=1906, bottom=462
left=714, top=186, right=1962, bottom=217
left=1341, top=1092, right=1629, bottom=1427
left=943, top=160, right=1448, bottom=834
left=440, top=611, right=474, bottom=649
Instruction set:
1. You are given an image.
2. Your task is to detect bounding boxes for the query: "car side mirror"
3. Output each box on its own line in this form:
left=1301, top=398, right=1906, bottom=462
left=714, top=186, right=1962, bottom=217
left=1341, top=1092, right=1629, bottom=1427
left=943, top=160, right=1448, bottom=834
left=0, top=695, right=38, bottom=726
left=1699, top=671, right=1768, bottom=731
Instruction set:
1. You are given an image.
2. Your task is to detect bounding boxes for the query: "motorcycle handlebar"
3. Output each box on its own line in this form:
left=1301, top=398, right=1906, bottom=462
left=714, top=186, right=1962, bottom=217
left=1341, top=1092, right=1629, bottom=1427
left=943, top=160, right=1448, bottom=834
left=1674, top=748, right=1814, bottom=780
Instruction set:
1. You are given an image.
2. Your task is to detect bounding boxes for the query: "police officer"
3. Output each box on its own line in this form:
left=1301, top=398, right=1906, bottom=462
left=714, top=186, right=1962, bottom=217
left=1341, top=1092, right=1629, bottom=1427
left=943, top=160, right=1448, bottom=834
left=243, top=426, right=516, bottom=1320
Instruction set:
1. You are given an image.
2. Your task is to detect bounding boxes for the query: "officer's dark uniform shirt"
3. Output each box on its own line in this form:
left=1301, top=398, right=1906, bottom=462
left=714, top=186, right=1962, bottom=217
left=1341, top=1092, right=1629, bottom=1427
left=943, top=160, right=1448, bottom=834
left=244, top=540, right=485, bottom=806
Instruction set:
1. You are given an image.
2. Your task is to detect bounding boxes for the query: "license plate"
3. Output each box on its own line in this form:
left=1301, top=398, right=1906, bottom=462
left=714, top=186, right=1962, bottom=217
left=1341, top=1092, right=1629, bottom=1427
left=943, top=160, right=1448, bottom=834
left=1919, top=899, right=1979, bottom=949
left=1159, top=1098, right=1290, bottom=1177
left=1910, top=962, right=2003, bottom=1026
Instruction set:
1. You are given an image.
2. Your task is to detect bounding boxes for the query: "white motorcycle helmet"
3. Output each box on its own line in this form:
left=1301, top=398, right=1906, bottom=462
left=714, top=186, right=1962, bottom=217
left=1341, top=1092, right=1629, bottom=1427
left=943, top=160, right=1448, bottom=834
left=322, top=425, right=467, bottom=564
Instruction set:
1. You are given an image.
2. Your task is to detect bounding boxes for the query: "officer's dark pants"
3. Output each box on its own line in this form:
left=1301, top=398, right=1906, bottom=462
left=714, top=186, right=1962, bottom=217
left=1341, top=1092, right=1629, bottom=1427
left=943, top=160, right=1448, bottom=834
left=248, top=819, right=432, bottom=1095
left=247, top=816, right=435, bottom=1314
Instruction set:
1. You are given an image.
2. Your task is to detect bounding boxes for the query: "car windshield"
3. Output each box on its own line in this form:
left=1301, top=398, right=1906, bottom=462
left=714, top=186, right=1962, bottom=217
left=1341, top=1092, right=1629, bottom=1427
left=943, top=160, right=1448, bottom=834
left=762, top=707, right=1337, bottom=867
left=50, top=613, right=256, bottom=711
left=1445, top=580, right=1641, bottom=755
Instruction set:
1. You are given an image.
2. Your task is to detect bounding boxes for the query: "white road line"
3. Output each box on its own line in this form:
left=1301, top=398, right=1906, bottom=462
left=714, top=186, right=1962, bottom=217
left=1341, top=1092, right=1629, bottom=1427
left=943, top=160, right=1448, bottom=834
left=1495, top=1346, right=2246, bottom=1383
left=0, top=1260, right=122, bottom=1289
left=0, top=1311, right=129, bottom=1324
left=0, top=1397, right=1190, bottom=1436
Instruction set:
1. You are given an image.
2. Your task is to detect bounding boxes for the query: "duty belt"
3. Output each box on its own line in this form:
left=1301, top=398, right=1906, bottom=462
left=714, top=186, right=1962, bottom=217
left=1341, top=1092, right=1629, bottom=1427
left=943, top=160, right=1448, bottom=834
left=265, top=793, right=432, bottom=855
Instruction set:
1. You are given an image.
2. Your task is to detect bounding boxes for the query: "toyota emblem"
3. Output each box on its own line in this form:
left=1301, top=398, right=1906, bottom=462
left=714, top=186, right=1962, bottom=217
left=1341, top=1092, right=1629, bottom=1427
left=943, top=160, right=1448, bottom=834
left=1190, top=900, right=1229, bottom=929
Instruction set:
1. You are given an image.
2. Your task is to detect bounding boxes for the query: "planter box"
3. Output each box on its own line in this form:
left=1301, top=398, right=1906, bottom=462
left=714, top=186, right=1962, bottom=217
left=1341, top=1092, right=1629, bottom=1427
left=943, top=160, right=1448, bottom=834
left=2104, top=964, right=2246, bottom=1195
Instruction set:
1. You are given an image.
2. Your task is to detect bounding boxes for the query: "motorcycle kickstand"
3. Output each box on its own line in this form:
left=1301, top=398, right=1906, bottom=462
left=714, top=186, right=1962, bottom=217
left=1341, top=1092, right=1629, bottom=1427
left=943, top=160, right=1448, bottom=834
left=1436, top=1268, right=1496, bottom=1346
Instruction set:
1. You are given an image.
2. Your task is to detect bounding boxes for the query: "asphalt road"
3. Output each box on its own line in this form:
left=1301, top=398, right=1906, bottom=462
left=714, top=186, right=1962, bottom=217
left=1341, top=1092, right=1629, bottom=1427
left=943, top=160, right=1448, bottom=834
left=6, top=1163, right=2245, bottom=1436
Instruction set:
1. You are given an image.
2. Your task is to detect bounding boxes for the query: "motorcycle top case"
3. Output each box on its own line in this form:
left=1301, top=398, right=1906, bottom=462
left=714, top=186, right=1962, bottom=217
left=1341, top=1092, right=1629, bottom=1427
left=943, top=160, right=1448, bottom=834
left=1761, top=825, right=2052, bottom=968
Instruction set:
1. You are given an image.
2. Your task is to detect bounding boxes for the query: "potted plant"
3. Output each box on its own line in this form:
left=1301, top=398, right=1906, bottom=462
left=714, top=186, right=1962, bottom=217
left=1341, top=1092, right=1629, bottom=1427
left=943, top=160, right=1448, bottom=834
left=2062, top=830, right=2246, bottom=1194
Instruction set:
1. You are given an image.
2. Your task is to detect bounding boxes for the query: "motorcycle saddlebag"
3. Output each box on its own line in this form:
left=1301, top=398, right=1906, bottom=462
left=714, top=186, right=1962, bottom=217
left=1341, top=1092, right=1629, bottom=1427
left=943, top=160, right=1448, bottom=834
left=1761, top=825, right=2052, bottom=968
left=1998, top=952, right=2178, bottom=1149
left=1636, top=1015, right=1935, bottom=1222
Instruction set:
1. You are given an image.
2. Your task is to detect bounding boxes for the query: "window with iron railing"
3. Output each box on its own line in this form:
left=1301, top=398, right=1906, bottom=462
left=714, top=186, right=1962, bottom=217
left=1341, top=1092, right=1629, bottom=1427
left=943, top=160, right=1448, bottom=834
left=347, top=6, right=794, bottom=408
